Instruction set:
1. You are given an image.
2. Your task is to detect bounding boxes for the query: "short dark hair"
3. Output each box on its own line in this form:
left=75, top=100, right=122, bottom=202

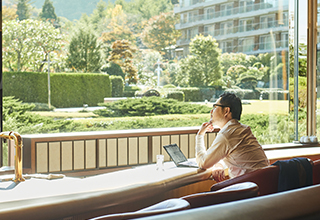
left=219, top=92, right=242, bottom=120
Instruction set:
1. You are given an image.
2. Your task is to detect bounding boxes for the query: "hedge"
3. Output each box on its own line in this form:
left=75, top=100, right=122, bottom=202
left=166, top=91, right=184, bottom=101
left=110, top=75, right=124, bottom=97
left=3, top=72, right=111, bottom=108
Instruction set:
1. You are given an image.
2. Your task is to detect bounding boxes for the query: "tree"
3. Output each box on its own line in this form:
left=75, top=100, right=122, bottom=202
left=128, top=0, right=173, bottom=20
left=90, top=0, right=108, bottom=31
left=180, top=35, right=222, bottom=87
left=108, top=40, right=138, bottom=84
left=141, top=12, right=181, bottom=59
left=16, top=0, right=31, bottom=20
left=67, top=26, right=103, bottom=72
left=100, top=5, right=135, bottom=44
left=2, top=5, right=18, bottom=22
left=3, top=19, right=63, bottom=72
left=39, top=0, right=59, bottom=27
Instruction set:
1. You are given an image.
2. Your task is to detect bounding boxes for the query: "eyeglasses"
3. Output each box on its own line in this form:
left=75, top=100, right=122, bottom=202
left=212, top=104, right=229, bottom=109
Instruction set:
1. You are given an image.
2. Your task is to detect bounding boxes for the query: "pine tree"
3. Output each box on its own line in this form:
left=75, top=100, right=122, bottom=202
left=67, top=26, right=102, bottom=72
left=39, top=0, right=59, bottom=27
left=16, top=0, right=31, bottom=21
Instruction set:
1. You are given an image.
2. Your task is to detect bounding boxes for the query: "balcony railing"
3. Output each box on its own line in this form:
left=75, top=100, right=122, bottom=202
left=178, top=1, right=289, bottom=28
left=1, top=127, right=219, bottom=176
left=219, top=39, right=288, bottom=54
left=205, top=19, right=288, bottom=37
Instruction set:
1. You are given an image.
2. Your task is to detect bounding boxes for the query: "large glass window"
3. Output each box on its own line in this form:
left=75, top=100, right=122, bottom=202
left=1, top=0, right=316, bottom=168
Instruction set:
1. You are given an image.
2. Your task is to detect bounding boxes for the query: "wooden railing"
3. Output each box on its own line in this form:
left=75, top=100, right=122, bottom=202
left=15, top=127, right=219, bottom=176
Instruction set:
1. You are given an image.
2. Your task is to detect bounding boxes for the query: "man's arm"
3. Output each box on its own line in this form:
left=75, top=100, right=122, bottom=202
left=195, top=133, right=229, bottom=170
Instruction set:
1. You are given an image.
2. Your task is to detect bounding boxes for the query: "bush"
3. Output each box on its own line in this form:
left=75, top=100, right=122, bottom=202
left=3, top=96, right=78, bottom=134
left=167, top=91, right=184, bottom=101
left=110, top=75, right=124, bottom=97
left=94, top=97, right=211, bottom=117
left=225, top=88, right=260, bottom=99
left=26, top=102, right=55, bottom=111
left=123, top=86, right=141, bottom=97
left=199, top=87, right=224, bottom=101
left=163, top=84, right=176, bottom=88
left=178, top=88, right=202, bottom=102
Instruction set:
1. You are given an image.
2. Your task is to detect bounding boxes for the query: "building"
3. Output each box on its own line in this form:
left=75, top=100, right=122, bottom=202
left=174, top=0, right=289, bottom=57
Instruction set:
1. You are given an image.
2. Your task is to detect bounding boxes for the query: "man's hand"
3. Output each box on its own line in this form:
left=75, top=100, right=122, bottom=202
left=197, top=122, right=214, bottom=136
left=211, top=167, right=226, bottom=182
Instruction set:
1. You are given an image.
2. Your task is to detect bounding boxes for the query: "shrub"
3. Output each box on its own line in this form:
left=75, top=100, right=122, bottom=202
left=163, top=84, right=176, bottom=88
left=3, top=96, right=78, bottom=134
left=94, top=97, right=211, bottom=117
left=110, top=75, right=124, bottom=97
left=167, top=91, right=184, bottom=101
left=26, top=102, right=55, bottom=111
left=123, top=86, right=141, bottom=97
left=178, top=88, right=202, bottom=102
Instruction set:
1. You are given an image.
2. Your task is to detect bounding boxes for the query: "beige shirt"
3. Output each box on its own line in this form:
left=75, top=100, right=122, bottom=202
left=196, top=119, right=270, bottom=178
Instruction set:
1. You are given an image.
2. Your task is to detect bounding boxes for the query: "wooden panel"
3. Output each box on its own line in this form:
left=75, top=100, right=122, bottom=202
left=74, top=141, right=84, bottom=170
left=36, top=143, right=48, bottom=173
left=49, top=142, right=60, bottom=172
left=204, top=133, right=208, bottom=149
left=86, top=140, right=96, bottom=169
left=180, top=134, right=189, bottom=158
left=118, top=138, right=128, bottom=166
left=152, top=136, right=161, bottom=163
left=129, top=138, right=138, bottom=165
left=162, top=136, right=170, bottom=161
left=107, top=139, right=117, bottom=167
left=61, top=141, right=72, bottom=171
left=99, top=139, right=107, bottom=168
left=171, top=135, right=179, bottom=145
left=208, top=132, right=216, bottom=149
left=189, top=134, right=196, bottom=158
left=138, top=137, right=148, bottom=164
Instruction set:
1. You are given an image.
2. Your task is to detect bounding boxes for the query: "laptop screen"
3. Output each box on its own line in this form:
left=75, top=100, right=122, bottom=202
left=163, top=143, right=188, bottom=165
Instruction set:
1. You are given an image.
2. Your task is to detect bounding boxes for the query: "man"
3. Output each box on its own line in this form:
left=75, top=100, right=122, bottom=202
left=196, top=92, right=269, bottom=182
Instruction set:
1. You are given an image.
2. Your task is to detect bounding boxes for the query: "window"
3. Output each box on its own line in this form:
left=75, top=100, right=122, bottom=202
left=181, top=13, right=188, bottom=24
left=204, top=25, right=215, bottom=36
left=239, top=37, right=255, bottom=52
left=220, top=3, right=233, bottom=16
left=260, top=35, right=274, bottom=50
left=239, top=0, right=254, bottom=13
left=260, top=15, right=275, bottom=29
left=220, top=41, right=233, bottom=53
left=2, top=0, right=318, bottom=169
left=239, top=18, right=254, bottom=32
left=220, top=21, right=233, bottom=35
left=205, top=7, right=215, bottom=20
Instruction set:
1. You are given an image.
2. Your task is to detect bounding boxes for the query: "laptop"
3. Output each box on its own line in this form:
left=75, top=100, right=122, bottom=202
left=163, top=143, right=199, bottom=168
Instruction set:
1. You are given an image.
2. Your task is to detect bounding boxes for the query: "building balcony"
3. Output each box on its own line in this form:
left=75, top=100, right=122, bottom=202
left=175, top=2, right=289, bottom=30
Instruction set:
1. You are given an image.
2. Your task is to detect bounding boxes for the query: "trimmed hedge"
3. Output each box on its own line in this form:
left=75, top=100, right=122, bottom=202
left=124, top=86, right=141, bottom=97
left=3, top=72, right=111, bottom=108
left=110, top=75, right=124, bottom=97
left=173, top=87, right=223, bottom=102
left=166, top=91, right=184, bottom=101
left=178, top=88, right=202, bottom=101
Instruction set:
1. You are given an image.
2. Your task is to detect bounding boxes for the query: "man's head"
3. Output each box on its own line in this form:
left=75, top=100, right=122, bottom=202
left=219, top=92, right=242, bottom=120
